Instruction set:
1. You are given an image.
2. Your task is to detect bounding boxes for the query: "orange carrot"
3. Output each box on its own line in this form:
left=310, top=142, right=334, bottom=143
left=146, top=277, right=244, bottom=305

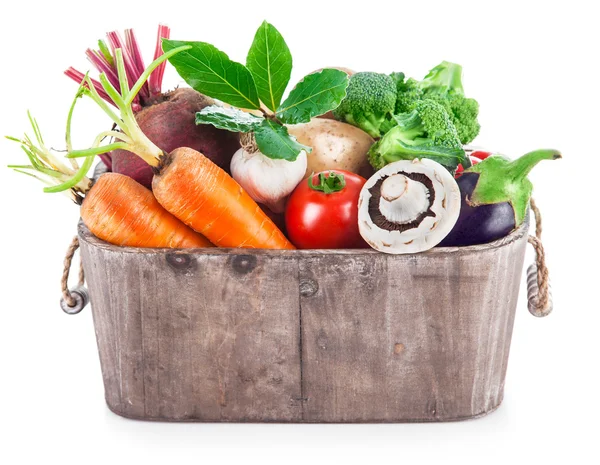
left=82, top=173, right=212, bottom=248
left=152, top=148, right=294, bottom=249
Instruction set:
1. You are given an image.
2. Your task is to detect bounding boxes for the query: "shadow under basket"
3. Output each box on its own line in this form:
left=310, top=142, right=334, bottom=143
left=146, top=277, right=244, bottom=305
left=78, top=219, right=530, bottom=423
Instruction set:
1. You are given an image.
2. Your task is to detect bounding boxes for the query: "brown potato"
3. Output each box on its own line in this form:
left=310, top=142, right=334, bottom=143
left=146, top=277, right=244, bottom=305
left=287, top=119, right=375, bottom=179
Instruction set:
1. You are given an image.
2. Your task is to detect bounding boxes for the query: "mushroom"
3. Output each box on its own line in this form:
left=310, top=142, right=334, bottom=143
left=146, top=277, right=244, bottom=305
left=358, top=158, right=461, bottom=254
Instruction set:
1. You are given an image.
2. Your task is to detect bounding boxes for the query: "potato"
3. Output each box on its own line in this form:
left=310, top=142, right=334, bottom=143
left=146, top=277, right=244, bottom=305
left=287, top=119, right=375, bottom=179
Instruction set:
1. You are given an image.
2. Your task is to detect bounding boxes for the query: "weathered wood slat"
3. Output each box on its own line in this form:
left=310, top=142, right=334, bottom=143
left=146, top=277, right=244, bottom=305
left=298, top=239, right=526, bottom=422
left=81, top=230, right=303, bottom=421
left=79, top=218, right=528, bottom=423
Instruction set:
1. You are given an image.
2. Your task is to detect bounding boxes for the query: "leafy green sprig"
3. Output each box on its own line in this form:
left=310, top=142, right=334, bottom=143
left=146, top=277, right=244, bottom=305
left=164, top=21, right=350, bottom=161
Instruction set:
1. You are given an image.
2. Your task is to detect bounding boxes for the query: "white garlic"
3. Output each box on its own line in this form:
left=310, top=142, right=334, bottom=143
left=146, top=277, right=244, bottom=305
left=230, top=147, right=307, bottom=213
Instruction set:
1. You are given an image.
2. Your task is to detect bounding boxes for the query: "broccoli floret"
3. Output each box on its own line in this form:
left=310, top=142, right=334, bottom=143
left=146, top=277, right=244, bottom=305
left=368, top=99, right=465, bottom=171
left=446, top=94, right=480, bottom=145
left=419, top=61, right=480, bottom=144
left=332, top=72, right=396, bottom=138
left=390, top=72, right=423, bottom=114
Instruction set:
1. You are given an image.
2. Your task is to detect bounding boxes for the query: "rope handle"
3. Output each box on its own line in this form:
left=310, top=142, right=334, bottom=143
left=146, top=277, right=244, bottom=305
left=526, top=199, right=553, bottom=317
left=59, top=236, right=89, bottom=315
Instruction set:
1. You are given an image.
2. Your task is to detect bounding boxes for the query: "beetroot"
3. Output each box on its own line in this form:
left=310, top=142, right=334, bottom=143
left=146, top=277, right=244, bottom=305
left=110, top=88, right=239, bottom=188
left=66, top=25, right=239, bottom=189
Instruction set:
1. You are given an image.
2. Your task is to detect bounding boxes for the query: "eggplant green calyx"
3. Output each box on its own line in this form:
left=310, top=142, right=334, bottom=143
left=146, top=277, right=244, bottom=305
left=308, top=171, right=346, bottom=194
left=466, top=149, right=562, bottom=226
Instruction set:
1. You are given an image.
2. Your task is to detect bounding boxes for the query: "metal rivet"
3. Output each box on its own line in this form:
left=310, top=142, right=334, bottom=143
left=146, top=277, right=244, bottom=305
left=299, top=279, right=318, bottom=297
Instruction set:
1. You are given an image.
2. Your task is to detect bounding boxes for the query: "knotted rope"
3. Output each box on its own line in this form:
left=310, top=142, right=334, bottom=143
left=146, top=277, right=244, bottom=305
left=527, top=199, right=553, bottom=317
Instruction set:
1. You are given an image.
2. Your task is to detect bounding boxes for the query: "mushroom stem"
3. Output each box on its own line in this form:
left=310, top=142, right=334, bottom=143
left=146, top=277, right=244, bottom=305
left=379, top=174, right=430, bottom=224
left=380, top=174, right=408, bottom=201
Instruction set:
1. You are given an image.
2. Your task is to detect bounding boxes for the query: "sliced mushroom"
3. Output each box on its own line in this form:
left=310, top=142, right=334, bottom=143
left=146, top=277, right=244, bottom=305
left=358, top=158, right=461, bottom=254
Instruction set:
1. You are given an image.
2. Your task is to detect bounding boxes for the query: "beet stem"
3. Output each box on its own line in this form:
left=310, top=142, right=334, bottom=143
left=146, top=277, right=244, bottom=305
left=67, top=25, right=169, bottom=112
left=106, top=32, right=141, bottom=102
left=65, top=68, right=114, bottom=107
left=85, top=49, right=121, bottom=93
left=124, top=29, right=150, bottom=103
left=149, top=24, right=170, bottom=97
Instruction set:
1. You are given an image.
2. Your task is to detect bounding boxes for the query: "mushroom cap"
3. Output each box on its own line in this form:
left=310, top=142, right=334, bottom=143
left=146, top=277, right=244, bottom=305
left=358, top=158, right=461, bottom=254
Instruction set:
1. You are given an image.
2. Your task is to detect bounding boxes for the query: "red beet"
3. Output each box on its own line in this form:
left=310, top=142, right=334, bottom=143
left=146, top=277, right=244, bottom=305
left=66, top=25, right=239, bottom=189
left=110, top=88, right=239, bottom=188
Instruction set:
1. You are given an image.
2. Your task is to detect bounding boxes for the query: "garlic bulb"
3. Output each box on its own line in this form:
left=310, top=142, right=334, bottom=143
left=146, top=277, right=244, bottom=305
left=230, top=148, right=307, bottom=213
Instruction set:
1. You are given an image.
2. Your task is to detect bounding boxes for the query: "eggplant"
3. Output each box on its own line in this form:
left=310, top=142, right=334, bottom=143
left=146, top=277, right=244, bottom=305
left=439, top=149, right=561, bottom=247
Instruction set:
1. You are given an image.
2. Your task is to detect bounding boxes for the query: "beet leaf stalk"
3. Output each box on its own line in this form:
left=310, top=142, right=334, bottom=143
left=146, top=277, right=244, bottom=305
left=65, top=25, right=171, bottom=169
left=65, top=25, right=171, bottom=112
left=66, top=45, right=191, bottom=168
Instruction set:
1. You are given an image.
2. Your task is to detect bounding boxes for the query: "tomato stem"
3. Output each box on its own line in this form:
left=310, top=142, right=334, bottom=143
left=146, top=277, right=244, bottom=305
left=308, top=171, right=346, bottom=194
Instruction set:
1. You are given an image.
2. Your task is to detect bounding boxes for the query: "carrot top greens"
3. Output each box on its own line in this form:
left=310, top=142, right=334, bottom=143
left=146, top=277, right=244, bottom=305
left=6, top=88, right=93, bottom=203
left=7, top=44, right=192, bottom=199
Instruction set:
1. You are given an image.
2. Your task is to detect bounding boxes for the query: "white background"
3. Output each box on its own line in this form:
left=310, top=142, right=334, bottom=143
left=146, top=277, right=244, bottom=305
left=0, top=0, right=598, bottom=463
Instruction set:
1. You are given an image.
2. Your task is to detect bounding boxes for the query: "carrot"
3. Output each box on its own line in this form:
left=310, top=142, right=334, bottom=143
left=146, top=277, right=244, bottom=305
left=68, top=47, right=294, bottom=250
left=7, top=111, right=213, bottom=250
left=152, top=148, right=294, bottom=249
left=82, top=173, right=212, bottom=248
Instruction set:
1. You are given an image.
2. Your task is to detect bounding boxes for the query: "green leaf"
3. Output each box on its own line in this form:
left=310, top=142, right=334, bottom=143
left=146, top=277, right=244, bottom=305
left=246, top=21, right=293, bottom=112
left=254, top=119, right=311, bottom=161
left=163, top=39, right=260, bottom=109
left=276, top=69, right=349, bottom=124
left=195, top=105, right=263, bottom=133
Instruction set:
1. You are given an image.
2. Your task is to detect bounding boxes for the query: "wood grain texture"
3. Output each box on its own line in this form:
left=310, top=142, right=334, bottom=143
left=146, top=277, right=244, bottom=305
left=80, top=226, right=302, bottom=421
left=299, top=238, right=527, bottom=422
left=79, top=218, right=528, bottom=423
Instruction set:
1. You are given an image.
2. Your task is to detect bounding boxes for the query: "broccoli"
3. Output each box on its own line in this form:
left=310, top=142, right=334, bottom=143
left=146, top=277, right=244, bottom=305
left=390, top=72, right=423, bottom=114
left=420, top=61, right=465, bottom=95
left=368, top=99, right=465, bottom=171
left=419, top=61, right=480, bottom=144
left=332, top=72, right=396, bottom=138
left=425, top=93, right=480, bottom=146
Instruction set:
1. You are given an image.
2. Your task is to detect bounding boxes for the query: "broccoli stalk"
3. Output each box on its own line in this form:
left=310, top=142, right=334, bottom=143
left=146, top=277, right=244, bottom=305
left=420, top=61, right=465, bottom=94
left=332, top=72, right=396, bottom=138
left=368, top=100, right=465, bottom=171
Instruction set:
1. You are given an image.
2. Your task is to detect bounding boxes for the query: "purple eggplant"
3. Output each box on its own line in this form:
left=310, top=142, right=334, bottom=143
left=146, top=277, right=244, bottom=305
left=439, top=149, right=561, bottom=247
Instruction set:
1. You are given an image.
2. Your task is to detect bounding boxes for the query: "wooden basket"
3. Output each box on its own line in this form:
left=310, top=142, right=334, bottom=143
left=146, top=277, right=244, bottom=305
left=78, top=217, right=529, bottom=423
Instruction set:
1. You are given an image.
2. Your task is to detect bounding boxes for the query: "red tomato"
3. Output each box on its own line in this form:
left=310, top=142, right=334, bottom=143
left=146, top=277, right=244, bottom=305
left=470, top=150, right=492, bottom=160
left=455, top=156, right=482, bottom=178
left=285, top=170, right=368, bottom=249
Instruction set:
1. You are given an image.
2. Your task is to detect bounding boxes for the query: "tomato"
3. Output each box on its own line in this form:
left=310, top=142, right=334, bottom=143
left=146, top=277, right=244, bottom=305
left=285, top=170, right=368, bottom=249
left=470, top=150, right=492, bottom=161
left=455, top=156, right=482, bottom=178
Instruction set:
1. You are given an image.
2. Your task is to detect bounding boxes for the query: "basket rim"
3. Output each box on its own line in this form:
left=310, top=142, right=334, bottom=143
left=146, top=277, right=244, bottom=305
left=77, top=217, right=529, bottom=257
